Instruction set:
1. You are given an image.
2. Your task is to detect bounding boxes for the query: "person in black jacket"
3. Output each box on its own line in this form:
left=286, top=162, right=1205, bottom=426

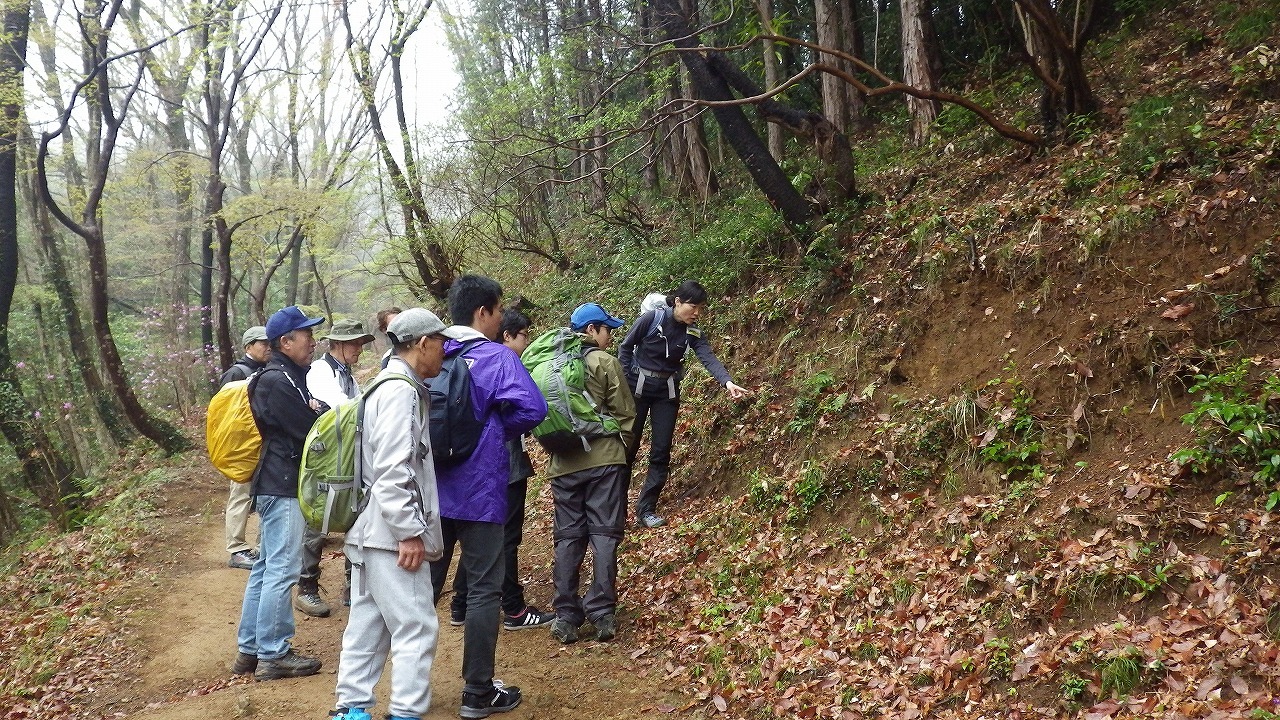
left=220, top=326, right=270, bottom=570
left=618, top=281, right=750, bottom=529
left=230, top=306, right=328, bottom=681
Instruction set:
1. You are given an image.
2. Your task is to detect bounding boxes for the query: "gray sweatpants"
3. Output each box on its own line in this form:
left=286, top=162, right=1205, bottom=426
left=551, top=464, right=627, bottom=626
left=335, top=547, right=439, bottom=718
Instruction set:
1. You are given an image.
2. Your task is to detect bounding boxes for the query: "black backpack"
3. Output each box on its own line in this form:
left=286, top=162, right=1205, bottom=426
left=425, top=338, right=486, bottom=466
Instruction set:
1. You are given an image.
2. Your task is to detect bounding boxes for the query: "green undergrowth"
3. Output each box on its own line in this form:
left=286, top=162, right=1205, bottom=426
left=0, top=465, right=169, bottom=714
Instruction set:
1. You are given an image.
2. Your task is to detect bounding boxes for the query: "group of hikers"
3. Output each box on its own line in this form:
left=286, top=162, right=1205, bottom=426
left=214, top=275, right=750, bottom=720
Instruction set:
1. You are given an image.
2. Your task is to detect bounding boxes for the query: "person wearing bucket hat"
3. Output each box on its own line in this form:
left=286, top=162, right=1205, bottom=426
left=232, top=305, right=327, bottom=681
left=297, top=317, right=377, bottom=617
left=219, top=326, right=271, bottom=571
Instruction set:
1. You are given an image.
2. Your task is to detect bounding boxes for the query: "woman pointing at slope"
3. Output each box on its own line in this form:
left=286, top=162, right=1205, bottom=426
left=618, top=280, right=750, bottom=529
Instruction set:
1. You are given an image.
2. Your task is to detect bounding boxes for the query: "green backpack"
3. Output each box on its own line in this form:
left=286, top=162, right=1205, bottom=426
left=522, top=328, right=622, bottom=454
left=298, top=373, right=414, bottom=534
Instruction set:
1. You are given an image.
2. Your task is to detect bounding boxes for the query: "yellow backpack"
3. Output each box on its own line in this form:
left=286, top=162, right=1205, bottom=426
left=206, top=379, right=262, bottom=483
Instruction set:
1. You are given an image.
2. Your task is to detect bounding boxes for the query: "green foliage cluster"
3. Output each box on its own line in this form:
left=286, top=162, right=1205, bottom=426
left=1218, top=0, right=1280, bottom=49
left=1098, top=647, right=1147, bottom=698
left=746, top=461, right=858, bottom=525
left=1116, top=94, right=1208, bottom=177
left=1172, top=359, right=1280, bottom=509
left=978, top=373, right=1045, bottom=481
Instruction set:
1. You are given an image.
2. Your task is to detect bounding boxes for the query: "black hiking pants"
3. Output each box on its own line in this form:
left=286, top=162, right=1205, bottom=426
left=628, top=393, right=679, bottom=518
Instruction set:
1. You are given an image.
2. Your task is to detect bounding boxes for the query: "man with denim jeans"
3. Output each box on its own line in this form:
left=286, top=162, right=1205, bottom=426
left=231, top=306, right=327, bottom=681
left=427, top=276, right=547, bottom=718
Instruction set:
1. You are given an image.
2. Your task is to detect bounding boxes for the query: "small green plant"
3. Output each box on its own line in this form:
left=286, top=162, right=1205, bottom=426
left=1171, top=360, right=1280, bottom=500
left=1098, top=647, right=1144, bottom=698
left=978, top=374, right=1045, bottom=480
left=746, top=469, right=786, bottom=514
left=1061, top=672, right=1089, bottom=701
left=1125, top=563, right=1173, bottom=597
left=985, top=638, right=1014, bottom=679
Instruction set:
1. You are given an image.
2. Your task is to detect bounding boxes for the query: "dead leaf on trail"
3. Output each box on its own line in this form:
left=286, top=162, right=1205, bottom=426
left=711, top=694, right=727, bottom=712
left=1162, top=303, right=1195, bottom=320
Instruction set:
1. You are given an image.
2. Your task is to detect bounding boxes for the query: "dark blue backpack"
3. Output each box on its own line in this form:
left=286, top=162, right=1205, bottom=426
left=425, top=338, right=486, bottom=466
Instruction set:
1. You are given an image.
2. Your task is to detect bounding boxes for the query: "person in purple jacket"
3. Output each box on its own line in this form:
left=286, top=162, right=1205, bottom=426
left=427, top=275, right=548, bottom=719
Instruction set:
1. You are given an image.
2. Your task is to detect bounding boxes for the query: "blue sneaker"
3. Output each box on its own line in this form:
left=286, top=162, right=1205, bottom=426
left=329, top=709, right=372, bottom=720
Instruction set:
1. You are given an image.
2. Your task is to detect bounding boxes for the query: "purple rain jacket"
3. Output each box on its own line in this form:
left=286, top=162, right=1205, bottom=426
left=435, top=326, right=548, bottom=523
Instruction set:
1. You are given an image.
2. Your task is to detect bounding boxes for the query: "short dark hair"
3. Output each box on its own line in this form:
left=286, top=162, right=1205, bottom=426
left=500, top=309, right=531, bottom=340
left=668, top=279, right=707, bottom=306
left=447, top=275, right=503, bottom=326
left=376, top=307, right=402, bottom=333
left=269, top=329, right=301, bottom=352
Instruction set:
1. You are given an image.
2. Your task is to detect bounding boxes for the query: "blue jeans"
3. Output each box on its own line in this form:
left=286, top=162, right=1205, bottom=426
left=237, top=494, right=304, bottom=660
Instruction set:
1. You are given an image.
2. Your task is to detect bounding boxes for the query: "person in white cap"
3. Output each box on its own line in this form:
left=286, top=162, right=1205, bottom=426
left=329, top=308, right=459, bottom=720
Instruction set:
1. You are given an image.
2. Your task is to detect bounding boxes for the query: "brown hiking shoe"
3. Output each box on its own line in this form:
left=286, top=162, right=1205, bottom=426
left=230, top=652, right=257, bottom=674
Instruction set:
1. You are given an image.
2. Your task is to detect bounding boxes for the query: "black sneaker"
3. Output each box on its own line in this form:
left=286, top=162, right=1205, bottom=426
left=503, top=606, right=554, bottom=631
left=230, top=651, right=257, bottom=674
left=549, top=618, right=578, bottom=644
left=460, top=684, right=522, bottom=719
left=449, top=606, right=466, bottom=626
left=593, top=613, right=616, bottom=641
left=254, top=649, right=322, bottom=680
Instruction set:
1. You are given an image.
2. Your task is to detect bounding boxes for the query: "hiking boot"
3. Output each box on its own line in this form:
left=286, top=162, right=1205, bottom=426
left=638, top=513, right=666, bottom=528
left=228, top=549, right=259, bottom=570
left=255, top=649, right=321, bottom=680
left=295, top=589, right=331, bottom=618
left=549, top=618, right=578, bottom=645
left=460, top=684, right=522, bottom=718
left=593, top=613, right=617, bottom=642
left=449, top=606, right=466, bottom=627
left=503, top=605, right=554, bottom=631
left=328, top=709, right=371, bottom=720
left=230, top=652, right=257, bottom=674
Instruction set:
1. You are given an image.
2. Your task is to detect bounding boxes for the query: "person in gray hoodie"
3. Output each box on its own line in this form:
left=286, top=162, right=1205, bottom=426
left=329, top=309, right=459, bottom=720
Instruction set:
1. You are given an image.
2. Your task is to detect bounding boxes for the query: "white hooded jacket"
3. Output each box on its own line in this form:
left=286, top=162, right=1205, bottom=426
left=344, top=356, right=444, bottom=562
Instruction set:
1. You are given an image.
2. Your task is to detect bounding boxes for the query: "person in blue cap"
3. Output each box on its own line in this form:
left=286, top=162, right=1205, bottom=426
left=230, top=305, right=327, bottom=681
left=545, top=302, right=636, bottom=644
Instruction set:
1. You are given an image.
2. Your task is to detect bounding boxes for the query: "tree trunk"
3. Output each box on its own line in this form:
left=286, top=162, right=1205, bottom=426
left=19, top=133, right=132, bottom=447
left=707, top=54, right=855, bottom=207
left=901, top=0, right=941, bottom=145
left=651, top=0, right=811, bottom=226
left=0, top=0, right=79, bottom=525
left=757, top=0, right=784, bottom=160
left=816, top=0, right=849, bottom=134
left=1011, top=0, right=1098, bottom=133
left=838, top=0, right=868, bottom=128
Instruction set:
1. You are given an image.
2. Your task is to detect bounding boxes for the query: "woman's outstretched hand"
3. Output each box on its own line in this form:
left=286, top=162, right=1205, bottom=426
left=725, top=381, right=751, bottom=400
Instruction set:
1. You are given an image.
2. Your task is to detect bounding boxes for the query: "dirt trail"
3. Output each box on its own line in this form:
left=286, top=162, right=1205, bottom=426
left=93, top=463, right=677, bottom=720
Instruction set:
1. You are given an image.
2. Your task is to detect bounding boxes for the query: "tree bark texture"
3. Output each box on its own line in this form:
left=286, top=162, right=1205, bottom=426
left=901, top=0, right=941, bottom=145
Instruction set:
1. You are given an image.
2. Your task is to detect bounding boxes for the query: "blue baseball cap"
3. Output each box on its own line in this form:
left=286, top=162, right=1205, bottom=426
left=570, top=302, right=625, bottom=331
left=265, top=306, right=325, bottom=341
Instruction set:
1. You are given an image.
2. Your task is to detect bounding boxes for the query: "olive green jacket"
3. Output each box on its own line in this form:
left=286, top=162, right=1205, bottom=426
left=545, top=339, right=637, bottom=478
